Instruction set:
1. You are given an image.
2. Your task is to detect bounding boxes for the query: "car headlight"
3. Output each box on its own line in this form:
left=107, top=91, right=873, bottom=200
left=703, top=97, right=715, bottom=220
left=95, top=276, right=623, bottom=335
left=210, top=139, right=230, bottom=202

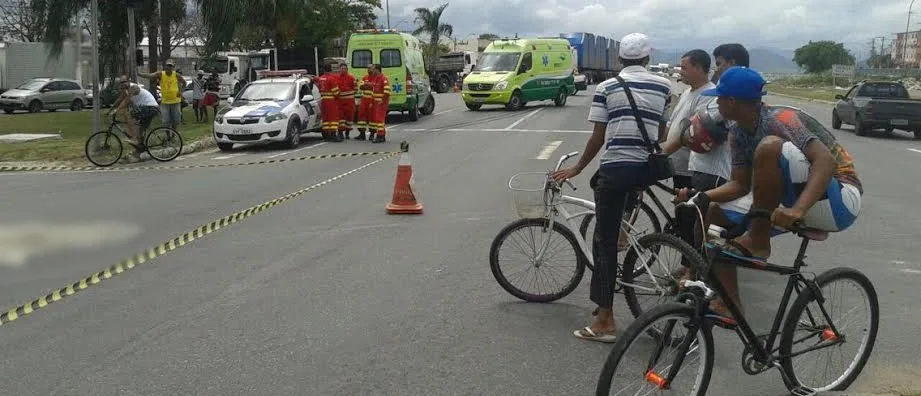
left=265, top=112, right=287, bottom=123
left=495, top=81, right=508, bottom=90
left=214, top=114, right=223, bottom=123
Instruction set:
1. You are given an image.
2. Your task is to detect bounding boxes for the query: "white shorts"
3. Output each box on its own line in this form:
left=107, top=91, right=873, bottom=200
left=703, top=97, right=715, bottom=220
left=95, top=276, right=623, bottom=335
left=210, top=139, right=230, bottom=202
left=719, top=142, right=861, bottom=235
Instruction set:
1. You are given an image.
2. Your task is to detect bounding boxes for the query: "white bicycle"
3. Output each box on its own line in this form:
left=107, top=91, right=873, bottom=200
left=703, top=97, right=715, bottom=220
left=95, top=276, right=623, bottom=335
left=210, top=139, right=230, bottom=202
left=488, top=151, right=702, bottom=319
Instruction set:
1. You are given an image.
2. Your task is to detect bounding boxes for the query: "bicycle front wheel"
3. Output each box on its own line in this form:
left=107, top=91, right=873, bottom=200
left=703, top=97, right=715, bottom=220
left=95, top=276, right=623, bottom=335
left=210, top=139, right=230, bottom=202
left=145, top=127, right=184, bottom=162
left=489, top=218, right=588, bottom=303
left=596, top=302, right=714, bottom=396
left=85, top=131, right=123, bottom=167
left=779, top=267, right=880, bottom=393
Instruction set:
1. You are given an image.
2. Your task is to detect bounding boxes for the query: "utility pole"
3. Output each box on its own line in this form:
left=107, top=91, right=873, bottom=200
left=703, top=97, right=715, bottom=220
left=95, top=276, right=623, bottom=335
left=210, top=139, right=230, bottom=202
left=904, top=0, right=916, bottom=68
left=127, top=5, right=137, bottom=80
left=91, top=0, right=100, bottom=141
left=385, top=0, right=390, bottom=29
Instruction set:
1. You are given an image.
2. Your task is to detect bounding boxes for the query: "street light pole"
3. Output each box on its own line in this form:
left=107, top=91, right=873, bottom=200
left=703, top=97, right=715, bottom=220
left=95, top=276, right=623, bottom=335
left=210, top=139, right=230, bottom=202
left=91, top=0, right=100, bottom=138
left=386, top=0, right=391, bottom=29
left=904, top=0, right=916, bottom=67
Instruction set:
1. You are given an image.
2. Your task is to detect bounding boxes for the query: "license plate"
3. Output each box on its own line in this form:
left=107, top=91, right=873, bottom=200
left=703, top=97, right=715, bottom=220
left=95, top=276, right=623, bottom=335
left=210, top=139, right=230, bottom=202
left=472, top=98, right=486, bottom=103
left=891, top=119, right=908, bottom=126
left=232, top=128, right=251, bottom=135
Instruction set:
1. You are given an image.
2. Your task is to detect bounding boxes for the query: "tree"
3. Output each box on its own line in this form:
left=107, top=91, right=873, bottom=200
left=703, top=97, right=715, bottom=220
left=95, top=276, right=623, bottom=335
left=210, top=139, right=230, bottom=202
left=412, top=3, right=453, bottom=62
left=0, top=0, right=46, bottom=41
left=793, top=40, right=855, bottom=74
left=478, top=33, right=498, bottom=40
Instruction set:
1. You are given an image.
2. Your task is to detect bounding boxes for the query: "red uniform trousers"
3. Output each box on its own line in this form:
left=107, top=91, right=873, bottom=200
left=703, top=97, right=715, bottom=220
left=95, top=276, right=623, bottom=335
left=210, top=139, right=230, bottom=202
left=320, top=93, right=340, bottom=133
left=372, top=98, right=389, bottom=136
left=356, top=97, right=375, bottom=133
left=338, top=96, right=355, bottom=132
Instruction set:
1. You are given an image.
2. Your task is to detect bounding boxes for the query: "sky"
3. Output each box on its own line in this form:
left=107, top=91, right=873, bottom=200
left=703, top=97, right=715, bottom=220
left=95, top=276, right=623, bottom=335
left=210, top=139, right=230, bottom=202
left=374, top=0, right=916, bottom=54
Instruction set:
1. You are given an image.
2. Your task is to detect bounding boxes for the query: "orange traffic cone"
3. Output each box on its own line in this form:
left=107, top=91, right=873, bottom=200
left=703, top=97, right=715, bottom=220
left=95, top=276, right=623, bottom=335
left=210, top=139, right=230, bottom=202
left=386, top=141, right=423, bottom=215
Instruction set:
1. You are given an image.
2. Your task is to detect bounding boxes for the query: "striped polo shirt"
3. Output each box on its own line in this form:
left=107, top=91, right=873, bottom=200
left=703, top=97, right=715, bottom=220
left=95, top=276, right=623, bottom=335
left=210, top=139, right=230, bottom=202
left=588, top=65, right=673, bottom=168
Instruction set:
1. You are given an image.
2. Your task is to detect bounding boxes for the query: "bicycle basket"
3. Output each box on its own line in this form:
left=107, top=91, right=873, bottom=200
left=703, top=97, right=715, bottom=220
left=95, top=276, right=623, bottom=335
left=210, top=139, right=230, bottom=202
left=507, top=172, right=555, bottom=219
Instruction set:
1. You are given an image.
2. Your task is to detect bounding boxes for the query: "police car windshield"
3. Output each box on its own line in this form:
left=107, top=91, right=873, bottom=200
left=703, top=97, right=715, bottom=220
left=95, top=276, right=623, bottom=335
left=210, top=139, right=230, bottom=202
left=475, top=53, right=521, bottom=72
left=235, top=82, right=294, bottom=102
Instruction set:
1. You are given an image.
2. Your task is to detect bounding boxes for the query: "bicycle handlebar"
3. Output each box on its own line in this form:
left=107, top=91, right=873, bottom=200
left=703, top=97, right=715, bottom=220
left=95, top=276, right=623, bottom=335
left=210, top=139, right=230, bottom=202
left=553, top=151, right=580, bottom=173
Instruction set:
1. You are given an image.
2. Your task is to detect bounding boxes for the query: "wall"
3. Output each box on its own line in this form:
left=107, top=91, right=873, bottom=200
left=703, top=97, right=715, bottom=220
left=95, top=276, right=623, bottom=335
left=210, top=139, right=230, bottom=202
left=0, top=41, right=82, bottom=89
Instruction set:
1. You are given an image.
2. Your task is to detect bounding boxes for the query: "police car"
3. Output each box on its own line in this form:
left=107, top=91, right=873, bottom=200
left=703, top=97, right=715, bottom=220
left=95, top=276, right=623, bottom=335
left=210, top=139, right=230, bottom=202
left=212, top=70, right=322, bottom=152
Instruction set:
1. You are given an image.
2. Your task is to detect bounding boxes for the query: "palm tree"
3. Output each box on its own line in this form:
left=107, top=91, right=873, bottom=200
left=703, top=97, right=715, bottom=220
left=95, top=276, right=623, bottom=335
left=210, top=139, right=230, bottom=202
left=412, top=3, right=453, bottom=62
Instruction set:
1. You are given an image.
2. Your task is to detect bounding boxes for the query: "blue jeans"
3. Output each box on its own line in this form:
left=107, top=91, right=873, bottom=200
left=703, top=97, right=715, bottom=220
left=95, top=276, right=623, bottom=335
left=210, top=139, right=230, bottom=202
left=160, top=103, right=181, bottom=129
left=590, top=163, right=652, bottom=309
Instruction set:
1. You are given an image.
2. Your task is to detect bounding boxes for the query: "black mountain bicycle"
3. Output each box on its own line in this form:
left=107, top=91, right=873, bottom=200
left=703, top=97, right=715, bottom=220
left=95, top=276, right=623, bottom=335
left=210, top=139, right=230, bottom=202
left=595, top=207, right=879, bottom=396
left=85, top=112, right=183, bottom=167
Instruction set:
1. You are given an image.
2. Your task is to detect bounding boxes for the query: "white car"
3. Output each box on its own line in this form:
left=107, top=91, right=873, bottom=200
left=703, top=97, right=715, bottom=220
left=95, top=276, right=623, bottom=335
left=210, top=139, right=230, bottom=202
left=212, top=76, right=322, bottom=152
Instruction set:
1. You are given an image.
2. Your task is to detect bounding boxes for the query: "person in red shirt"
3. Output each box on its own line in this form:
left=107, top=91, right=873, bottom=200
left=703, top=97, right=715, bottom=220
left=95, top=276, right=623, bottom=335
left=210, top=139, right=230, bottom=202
left=370, top=64, right=391, bottom=143
left=316, top=63, right=342, bottom=142
left=336, top=63, right=357, bottom=140
left=355, top=65, right=375, bottom=140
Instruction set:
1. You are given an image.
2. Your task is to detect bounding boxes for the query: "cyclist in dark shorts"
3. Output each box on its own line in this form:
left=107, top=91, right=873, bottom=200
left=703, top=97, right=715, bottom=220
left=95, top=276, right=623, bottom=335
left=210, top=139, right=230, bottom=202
left=109, top=78, right=160, bottom=149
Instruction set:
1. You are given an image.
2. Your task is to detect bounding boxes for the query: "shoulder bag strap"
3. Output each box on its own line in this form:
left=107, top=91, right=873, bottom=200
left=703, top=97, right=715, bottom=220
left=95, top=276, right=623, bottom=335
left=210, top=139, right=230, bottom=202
left=615, top=75, right=660, bottom=154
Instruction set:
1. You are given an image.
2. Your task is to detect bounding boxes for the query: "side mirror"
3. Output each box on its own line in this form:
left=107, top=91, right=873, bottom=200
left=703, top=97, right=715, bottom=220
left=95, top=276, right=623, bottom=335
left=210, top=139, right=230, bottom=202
left=301, top=94, right=314, bottom=102
left=834, top=95, right=844, bottom=100
left=226, top=97, right=234, bottom=104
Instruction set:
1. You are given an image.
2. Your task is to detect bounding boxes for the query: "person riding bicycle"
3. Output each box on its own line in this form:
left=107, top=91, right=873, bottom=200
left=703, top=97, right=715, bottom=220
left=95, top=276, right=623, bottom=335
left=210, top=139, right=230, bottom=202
left=109, top=77, right=160, bottom=151
left=680, top=66, right=862, bottom=318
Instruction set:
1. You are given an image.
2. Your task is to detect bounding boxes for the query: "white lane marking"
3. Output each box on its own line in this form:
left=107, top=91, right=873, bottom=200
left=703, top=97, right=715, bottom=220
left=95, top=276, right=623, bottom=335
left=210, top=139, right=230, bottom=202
left=504, top=108, right=543, bottom=130
left=266, top=142, right=327, bottom=159
left=213, top=153, right=245, bottom=160
left=900, top=269, right=921, bottom=274
left=413, top=127, right=590, bottom=134
left=433, top=108, right=456, bottom=116
left=535, top=140, right=563, bottom=160
left=907, top=148, right=921, bottom=155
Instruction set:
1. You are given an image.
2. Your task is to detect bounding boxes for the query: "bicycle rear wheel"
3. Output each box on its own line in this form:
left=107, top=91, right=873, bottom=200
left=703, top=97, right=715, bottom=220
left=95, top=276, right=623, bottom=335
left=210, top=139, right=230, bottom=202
left=596, top=302, right=713, bottom=396
left=145, top=127, right=183, bottom=162
left=621, top=233, right=706, bottom=321
left=85, top=131, right=123, bottom=167
left=489, top=218, right=588, bottom=303
left=779, top=267, right=880, bottom=393
left=579, top=201, right=661, bottom=251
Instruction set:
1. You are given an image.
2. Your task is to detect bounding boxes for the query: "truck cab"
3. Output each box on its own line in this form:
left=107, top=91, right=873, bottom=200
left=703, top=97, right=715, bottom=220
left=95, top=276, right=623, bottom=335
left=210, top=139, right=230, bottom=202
left=213, top=50, right=274, bottom=99
left=430, top=51, right=477, bottom=93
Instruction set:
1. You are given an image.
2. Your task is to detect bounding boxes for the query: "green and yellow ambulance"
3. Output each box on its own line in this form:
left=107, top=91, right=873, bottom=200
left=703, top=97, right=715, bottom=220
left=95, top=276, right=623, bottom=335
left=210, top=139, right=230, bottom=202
left=345, top=29, right=436, bottom=121
left=461, top=38, right=575, bottom=111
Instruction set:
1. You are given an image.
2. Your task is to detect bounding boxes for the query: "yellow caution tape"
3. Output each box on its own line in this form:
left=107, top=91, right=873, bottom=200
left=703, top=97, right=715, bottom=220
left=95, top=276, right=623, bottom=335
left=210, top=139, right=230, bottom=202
left=0, top=151, right=399, bottom=327
left=0, top=151, right=400, bottom=173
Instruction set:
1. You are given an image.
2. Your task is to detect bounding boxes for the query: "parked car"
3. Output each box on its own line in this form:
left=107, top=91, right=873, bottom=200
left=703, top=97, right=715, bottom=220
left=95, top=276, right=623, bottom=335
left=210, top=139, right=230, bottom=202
left=832, top=81, right=921, bottom=138
left=212, top=74, right=322, bottom=152
left=0, top=78, right=87, bottom=113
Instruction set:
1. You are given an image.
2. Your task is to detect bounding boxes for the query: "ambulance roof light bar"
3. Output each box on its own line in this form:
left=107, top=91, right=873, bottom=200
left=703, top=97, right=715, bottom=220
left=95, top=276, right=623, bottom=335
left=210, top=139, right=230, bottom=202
left=256, top=69, right=310, bottom=79
left=354, top=28, right=399, bottom=34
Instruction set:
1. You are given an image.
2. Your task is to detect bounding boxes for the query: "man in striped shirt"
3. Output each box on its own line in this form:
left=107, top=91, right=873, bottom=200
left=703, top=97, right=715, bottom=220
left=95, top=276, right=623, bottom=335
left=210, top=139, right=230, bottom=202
left=552, top=32, right=672, bottom=343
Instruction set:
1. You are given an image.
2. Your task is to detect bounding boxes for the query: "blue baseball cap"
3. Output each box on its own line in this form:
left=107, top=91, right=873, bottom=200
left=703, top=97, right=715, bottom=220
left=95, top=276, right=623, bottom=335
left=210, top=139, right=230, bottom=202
left=701, top=66, right=765, bottom=100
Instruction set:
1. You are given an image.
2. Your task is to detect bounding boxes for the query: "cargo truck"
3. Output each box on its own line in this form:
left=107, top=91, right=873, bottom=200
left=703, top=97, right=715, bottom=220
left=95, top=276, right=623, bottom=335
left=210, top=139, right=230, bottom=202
left=560, top=32, right=621, bottom=85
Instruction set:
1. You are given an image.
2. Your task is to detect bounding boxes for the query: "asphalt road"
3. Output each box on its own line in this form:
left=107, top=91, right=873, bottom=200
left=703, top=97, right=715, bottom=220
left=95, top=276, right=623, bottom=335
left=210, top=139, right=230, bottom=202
left=1, top=84, right=920, bottom=396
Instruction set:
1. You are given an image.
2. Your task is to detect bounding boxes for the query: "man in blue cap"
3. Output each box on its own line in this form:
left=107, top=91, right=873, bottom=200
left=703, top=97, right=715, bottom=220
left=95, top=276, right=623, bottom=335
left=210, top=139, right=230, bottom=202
left=684, top=66, right=863, bottom=317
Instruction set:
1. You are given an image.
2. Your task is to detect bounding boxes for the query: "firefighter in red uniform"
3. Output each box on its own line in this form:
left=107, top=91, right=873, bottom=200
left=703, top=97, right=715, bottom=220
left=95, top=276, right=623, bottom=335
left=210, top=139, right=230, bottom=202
left=336, top=63, right=356, bottom=140
left=316, top=64, right=342, bottom=142
left=355, top=65, right=375, bottom=140
left=370, top=63, right=391, bottom=143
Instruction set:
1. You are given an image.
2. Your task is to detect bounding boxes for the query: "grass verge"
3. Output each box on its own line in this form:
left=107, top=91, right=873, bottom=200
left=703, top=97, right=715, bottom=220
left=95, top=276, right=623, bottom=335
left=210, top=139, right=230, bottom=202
left=0, top=106, right=212, bottom=163
left=766, top=85, right=842, bottom=102
left=767, top=73, right=921, bottom=102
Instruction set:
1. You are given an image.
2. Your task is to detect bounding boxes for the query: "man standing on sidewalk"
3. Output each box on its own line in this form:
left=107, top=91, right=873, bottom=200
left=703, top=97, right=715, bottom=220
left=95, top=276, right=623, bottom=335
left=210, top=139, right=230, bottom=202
left=138, top=60, right=185, bottom=132
left=337, top=63, right=357, bottom=140
left=551, top=33, right=672, bottom=343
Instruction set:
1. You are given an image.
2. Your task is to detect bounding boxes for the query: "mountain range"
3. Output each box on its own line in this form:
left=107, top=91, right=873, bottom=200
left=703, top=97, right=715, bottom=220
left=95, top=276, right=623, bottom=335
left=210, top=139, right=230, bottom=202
left=650, top=47, right=801, bottom=73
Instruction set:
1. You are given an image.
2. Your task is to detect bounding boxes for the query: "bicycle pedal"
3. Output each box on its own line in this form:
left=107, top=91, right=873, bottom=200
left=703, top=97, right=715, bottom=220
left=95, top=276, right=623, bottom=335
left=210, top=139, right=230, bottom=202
left=789, top=386, right=817, bottom=396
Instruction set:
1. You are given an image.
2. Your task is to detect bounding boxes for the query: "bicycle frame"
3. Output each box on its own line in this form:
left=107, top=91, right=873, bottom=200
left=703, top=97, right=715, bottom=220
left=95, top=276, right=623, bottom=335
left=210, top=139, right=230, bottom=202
left=531, top=152, right=678, bottom=298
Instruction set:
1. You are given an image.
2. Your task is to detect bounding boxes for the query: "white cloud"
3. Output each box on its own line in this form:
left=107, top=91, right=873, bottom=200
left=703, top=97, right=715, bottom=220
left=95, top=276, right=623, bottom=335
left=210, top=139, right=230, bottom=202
left=374, top=0, right=913, bottom=53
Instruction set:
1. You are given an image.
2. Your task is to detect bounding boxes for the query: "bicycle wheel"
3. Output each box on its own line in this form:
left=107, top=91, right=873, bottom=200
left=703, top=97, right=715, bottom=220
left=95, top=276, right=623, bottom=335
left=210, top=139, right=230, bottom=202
left=85, top=131, right=123, bottom=167
left=579, top=201, right=662, bottom=243
left=778, top=267, right=880, bottom=393
left=145, top=127, right=184, bottom=162
left=621, top=232, right=707, bottom=320
left=596, top=302, right=714, bottom=396
left=489, top=218, right=588, bottom=303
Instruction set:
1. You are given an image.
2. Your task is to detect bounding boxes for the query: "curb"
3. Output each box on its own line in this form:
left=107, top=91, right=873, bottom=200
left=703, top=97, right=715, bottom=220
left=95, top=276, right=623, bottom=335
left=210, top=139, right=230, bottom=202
left=768, top=91, right=837, bottom=105
left=0, top=136, right=216, bottom=170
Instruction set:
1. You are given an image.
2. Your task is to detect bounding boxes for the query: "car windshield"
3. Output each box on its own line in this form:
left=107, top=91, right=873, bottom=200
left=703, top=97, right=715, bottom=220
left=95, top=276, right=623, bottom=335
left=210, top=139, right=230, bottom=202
left=15, top=80, right=48, bottom=91
left=475, top=53, right=521, bottom=72
left=234, top=82, right=294, bottom=102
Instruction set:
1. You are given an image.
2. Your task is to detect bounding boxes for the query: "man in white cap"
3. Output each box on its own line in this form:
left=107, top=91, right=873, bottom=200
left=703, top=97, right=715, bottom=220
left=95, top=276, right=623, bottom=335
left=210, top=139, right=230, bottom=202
left=552, top=32, right=673, bottom=343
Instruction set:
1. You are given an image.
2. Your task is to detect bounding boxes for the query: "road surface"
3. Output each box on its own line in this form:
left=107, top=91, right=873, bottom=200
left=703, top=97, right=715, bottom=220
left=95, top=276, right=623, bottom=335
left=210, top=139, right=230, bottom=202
left=1, top=84, right=920, bottom=396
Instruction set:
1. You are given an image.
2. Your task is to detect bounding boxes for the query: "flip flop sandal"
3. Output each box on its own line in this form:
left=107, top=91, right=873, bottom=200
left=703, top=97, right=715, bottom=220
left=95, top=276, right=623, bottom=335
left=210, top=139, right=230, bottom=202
left=573, top=326, right=617, bottom=343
